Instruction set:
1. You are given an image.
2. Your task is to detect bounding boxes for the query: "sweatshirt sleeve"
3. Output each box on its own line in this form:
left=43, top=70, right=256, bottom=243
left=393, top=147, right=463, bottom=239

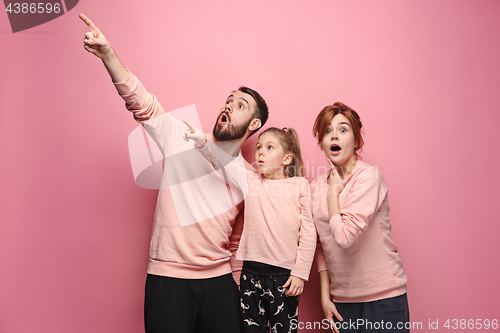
left=310, top=177, right=328, bottom=273
left=113, top=70, right=165, bottom=122
left=290, top=181, right=317, bottom=281
left=315, top=240, right=328, bottom=273
left=195, top=141, right=249, bottom=196
left=114, top=70, right=186, bottom=155
left=329, top=167, right=388, bottom=249
left=228, top=209, right=244, bottom=284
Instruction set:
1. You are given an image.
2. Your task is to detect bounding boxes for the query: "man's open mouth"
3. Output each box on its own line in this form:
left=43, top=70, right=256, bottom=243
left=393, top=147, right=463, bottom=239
left=219, top=113, right=229, bottom=124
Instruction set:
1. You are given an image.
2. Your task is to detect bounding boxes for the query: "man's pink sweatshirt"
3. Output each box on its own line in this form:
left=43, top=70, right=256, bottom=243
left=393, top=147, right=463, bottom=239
left=114, top=70, right=243, bottom=279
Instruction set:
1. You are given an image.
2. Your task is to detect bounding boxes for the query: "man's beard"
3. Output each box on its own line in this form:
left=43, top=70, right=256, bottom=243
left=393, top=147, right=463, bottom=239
left=212, top=117, right=252, bottom=142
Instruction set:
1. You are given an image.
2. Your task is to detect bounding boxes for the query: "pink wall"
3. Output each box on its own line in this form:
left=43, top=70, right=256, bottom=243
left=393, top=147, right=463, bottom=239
left=1, top=0, right=500, bottom=332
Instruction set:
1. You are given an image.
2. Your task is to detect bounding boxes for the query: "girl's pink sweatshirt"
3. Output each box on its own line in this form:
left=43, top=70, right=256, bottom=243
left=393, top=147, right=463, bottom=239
left=196, top=142, right=317, bottom=280
left=113, top=70, right=244, bottom=279
left=311, top=160, right=407, bottom=302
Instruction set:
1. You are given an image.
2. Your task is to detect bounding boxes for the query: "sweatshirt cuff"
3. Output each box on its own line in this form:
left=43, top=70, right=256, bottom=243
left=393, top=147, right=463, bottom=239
left=316, top=259, right=328, bottom=273
left=328, top=214, right=342, bottom=237
left=315, top=249, right=328, bottom=272
left=194, top=139, right=209, bottom=150
left=113, top=69, right=135, bottom=96
left=291, top=270, right=309, bottom=282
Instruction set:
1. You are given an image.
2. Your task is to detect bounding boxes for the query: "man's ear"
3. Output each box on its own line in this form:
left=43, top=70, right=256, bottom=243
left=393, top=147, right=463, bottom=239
left=283, top=153, right=293, bottom=166
left=248, top=118, right=262, bottom=132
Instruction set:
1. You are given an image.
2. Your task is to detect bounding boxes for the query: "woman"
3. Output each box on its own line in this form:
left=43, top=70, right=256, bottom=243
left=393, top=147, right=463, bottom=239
left=311, top=102, right=410, bottom=333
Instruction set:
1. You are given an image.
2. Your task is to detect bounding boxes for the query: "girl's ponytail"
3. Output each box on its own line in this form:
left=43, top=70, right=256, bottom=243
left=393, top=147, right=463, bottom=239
left=283, top=128, right=305, bottom=178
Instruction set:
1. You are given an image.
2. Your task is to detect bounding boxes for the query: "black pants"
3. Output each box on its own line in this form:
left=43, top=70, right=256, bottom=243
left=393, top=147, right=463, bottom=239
left=144, top=273, right=241, bottom=333
left=239, top=262, right=300, bottom=333
left=333, top=293, right=410, bottom=333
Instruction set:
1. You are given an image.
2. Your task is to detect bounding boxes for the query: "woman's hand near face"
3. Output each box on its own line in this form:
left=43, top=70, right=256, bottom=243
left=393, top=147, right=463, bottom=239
left=327, top=159, right=353, bottom=218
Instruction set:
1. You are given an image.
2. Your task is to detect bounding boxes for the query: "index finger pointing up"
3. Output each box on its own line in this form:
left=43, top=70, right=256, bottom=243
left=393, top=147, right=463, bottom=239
left=79, top=13, right=98, bottom=31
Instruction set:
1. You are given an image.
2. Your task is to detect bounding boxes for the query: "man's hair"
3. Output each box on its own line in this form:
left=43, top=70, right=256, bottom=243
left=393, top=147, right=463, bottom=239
left=238, top=86, right=269, bottom=137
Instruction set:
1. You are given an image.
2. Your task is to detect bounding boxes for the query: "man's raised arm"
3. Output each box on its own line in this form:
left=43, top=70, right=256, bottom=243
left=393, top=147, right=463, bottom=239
left=80, top=13, right=167, bottom=125
left=80, top=13, right=128, bottom=83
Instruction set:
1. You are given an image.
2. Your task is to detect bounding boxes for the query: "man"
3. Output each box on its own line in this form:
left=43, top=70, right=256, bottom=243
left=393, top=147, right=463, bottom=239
left=80, top=13, right=269, bottom=333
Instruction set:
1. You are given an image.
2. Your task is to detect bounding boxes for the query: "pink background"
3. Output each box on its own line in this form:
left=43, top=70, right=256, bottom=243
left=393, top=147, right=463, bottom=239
left=1, top=0, right=500, bottom=332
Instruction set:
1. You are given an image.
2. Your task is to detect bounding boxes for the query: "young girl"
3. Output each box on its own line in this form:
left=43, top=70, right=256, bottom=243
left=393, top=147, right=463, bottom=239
left=184, top=122, right=317, bottom=333
left=311, top=102, right=409, bottom=333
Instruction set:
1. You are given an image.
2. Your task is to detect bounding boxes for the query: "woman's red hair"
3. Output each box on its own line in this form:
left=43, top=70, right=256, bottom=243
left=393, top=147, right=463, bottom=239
left=312, top=102, right=364, bottom=158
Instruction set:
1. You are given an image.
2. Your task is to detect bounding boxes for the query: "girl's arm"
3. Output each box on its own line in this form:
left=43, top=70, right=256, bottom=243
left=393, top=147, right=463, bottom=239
left=286, top=182, right=317, bottom=295
left=282, top=276, right=304, bottom=297
left=319, top=270, right=342, bottom=333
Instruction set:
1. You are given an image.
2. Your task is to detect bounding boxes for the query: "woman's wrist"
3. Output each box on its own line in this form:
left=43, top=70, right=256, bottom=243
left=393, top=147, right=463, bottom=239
left=320, top=286, right=332, bottom=302
left=321, top=294, right=332, bottom=306
left=327, top=190, right=340, bottom=199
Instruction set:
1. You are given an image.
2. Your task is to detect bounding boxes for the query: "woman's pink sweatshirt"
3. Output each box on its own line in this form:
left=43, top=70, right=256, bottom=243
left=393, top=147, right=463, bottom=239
left=196, top=142, right=317, bottom=281
left=311, top=160, right=407, bottom=302
left=113, top=70, right=244, bottom=279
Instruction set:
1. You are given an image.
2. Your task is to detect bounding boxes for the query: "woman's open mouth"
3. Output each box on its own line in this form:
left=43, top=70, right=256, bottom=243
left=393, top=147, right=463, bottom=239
left=330, top=144, right=341, bottom=155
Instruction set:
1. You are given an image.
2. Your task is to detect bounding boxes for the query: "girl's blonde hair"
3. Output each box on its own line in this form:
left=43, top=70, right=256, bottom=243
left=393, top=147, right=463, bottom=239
left=259, top=127, right=305, bottom=178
